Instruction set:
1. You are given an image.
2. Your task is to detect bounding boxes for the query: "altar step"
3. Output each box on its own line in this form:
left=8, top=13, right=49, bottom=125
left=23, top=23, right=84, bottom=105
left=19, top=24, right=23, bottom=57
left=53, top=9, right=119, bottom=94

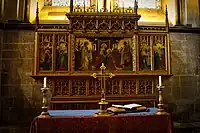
left=174, top=122, right=200, bottom=133
left=0, top=125, right=29, bottom=133
left=0, top=122, right=200, bottom=133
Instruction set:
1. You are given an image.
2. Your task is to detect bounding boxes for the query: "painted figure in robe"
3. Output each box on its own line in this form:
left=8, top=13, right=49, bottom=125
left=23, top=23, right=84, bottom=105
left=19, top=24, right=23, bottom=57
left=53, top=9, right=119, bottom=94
left=120, top=41, right=132, bottom=70
left=56, top=42, right=68, bottom=71
left=95, top=43, right=108, bottom=69
left=140, top=41, right=151, bottom=69
left=106, top=48, right=118, bottom=70
left=39, top=36, right=52, bottom=70
left=154, top=41, right=165, bottom=69
left=80, top=41, right=91, bottom=70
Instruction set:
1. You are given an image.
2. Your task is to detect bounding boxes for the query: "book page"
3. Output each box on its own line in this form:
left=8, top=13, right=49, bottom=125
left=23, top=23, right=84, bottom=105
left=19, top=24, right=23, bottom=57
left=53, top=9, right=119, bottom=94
left=123, top=103, right=142, bottom=109
left=112, top=103, right=142, bottom=109
left=112, top=104, right=125, bottom=108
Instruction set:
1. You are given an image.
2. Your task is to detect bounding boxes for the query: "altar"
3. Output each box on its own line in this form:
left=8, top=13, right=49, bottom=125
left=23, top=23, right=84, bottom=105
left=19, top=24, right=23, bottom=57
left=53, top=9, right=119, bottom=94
left=30, top=1, right=173, bottom=133
left=29, top=108, right=173, bottom=133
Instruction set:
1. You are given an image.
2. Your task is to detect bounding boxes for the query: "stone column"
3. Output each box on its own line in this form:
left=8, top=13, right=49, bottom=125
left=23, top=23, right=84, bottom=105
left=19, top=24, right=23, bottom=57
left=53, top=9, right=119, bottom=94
left=183, top=0, right=200, bottom=27
left=175, top=0, right=184, bottom=26
left=4, top=0, right=26, bottom=22
left=24, top=0, right=29, bottom=22
left=0, top=0, right=5, bottom=21
left=17, top=0, right=26, bottom=21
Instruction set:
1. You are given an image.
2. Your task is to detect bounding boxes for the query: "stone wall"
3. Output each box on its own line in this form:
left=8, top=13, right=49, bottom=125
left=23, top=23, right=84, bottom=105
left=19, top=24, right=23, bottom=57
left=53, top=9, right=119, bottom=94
left=1, top=31, right=41, bottom=125
left=0, top=29, right=2, bottom=124
left=164, top=33, right=200, bottom=122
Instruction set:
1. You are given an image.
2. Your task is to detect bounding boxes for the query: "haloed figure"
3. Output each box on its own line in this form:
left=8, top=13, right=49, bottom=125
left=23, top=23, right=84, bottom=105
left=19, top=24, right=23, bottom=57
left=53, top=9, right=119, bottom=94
left=80, top=42, right=90, bottom=71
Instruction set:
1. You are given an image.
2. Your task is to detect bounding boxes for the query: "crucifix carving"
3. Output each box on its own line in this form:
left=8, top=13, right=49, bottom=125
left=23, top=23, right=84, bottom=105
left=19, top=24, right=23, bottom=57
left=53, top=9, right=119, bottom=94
left=91, top=63, right=115, bottom=116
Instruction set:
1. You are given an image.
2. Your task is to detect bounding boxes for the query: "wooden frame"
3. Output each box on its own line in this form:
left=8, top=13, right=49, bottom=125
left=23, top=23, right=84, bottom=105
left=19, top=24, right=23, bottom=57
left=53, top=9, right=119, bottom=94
left=32, top=5, right=172, bottom=109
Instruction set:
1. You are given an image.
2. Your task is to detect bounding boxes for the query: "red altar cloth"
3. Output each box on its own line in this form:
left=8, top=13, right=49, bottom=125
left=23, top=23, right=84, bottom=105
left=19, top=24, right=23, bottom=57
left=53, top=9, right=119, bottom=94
left=29, top=113, right=173, bottom=133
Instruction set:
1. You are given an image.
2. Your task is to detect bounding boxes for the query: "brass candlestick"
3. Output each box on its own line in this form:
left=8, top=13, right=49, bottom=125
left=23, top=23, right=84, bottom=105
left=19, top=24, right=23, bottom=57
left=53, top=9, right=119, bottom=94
left=91, top=63, right=115, bottom=116
left=38, top=87, right=51, bottom=118
left=156, top=85, right=167, bottom=115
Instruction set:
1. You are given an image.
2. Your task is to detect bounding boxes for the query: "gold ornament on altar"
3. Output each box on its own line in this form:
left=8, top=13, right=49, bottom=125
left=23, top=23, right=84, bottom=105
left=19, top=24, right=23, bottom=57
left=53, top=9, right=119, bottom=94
left=156, top=76, right=167, bottom=115
left=38, top=77, right=51, bottom=118
left=91, top=63, right=115, bottom=116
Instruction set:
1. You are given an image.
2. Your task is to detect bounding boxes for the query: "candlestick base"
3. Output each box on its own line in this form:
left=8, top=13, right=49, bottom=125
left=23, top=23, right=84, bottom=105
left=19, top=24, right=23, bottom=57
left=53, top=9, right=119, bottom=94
left=156, top=103, right=167, bottom=115
left=93, top=111, right=113, bottom=117
left=156, top=110, right=168, bottom=115
left=38, top=87, right=51, bottom=118
left=38, top=112, right=51, bottom=118
left=156, top=85, right=167, bottom=115
left=93, top=100, right=113, bottom=116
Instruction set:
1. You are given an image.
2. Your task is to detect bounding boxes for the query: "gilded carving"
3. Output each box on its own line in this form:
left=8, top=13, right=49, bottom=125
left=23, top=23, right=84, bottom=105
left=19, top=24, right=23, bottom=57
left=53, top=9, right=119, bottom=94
left=88, top=79, right=101, bottom=95
left=138, top=80, right=146, bottom=94
left=146, top=80, right=153, bottom=94
left=132, top=35, right=137, bottom=71
left=72, top=20, right=83, bottom=30
left=138, top=80, right=153, bottom=94
left=122, top=80, right=136, bottom=95
left=85, top=20, right=96, bottom=30
left=106, top=79, right=120, bottom=95
left=71, top=80, right=86, bottom=96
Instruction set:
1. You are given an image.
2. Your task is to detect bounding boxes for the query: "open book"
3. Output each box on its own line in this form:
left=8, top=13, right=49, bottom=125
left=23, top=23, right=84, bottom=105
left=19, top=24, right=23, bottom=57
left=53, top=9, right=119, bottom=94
left=107, top=103, right=148, bottom=114
left=112, top=103, right=142, bottom=109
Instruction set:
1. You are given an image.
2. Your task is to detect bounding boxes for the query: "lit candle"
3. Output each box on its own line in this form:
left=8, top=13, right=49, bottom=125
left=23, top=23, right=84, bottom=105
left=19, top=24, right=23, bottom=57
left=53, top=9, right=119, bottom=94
left=159, top=76, right=162, bottom=86
left=44, top=77, right=47, bottom=88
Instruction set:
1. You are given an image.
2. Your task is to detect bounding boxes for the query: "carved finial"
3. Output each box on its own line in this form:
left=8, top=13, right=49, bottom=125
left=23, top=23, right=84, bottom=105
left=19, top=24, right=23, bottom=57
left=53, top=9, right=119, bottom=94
left=110, top=0, right=112, bottom=12
left=165, top=5, right=169, bottom=32
left=84, top=0, right=86, bottom=12
left=35, top=1, right=39, bottom=30
left=134, top=0, right=138, bottom=14
left=96, top=0, right=98, bottom=12
left=70, top=0, right=73, bottom=13
left=100, top=63, right=106, bottom=70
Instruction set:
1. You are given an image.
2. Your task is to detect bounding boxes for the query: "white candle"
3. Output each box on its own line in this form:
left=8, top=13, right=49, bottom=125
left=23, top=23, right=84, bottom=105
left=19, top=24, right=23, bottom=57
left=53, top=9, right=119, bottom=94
left=159, top=76, right=162, bottom=86
left=44, top=77, right=47, bottom=88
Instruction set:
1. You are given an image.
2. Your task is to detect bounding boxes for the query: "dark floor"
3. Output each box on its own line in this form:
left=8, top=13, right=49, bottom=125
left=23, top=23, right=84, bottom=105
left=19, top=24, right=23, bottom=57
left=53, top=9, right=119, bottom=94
left=174, top=122, right=200, bottom=133
left=1, top=122, right=200, bottom=133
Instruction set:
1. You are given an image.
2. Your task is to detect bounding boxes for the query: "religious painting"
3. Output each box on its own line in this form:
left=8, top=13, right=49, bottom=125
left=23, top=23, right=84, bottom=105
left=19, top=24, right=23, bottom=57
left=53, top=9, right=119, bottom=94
left=74, top=38, right=133, bottom=71
left=39, top=34, right=53, bottom=71
left=153, top=40, right=165, bottom=70
left=139, top=40, right=151, bottom=70
left=55, top=34, right=68, bottom=71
